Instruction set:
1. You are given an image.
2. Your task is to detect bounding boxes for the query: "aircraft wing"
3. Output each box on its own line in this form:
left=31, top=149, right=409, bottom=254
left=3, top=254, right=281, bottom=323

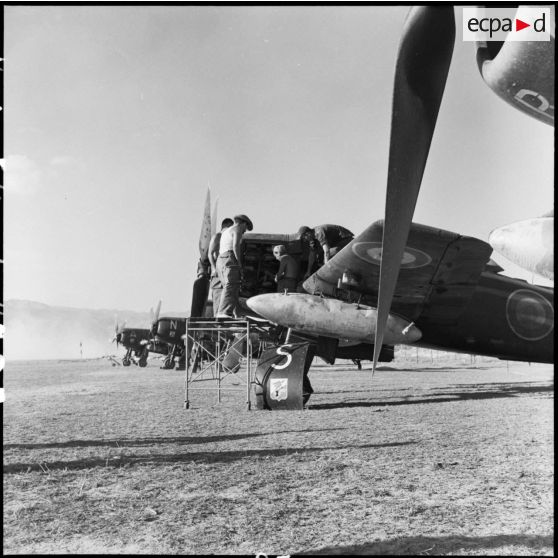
left=303, top=220, right=493, bottom=326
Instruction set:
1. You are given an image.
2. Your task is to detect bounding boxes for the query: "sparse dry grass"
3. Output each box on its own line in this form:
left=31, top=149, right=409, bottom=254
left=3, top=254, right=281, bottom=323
left=3, top=356, right=554, bottom=555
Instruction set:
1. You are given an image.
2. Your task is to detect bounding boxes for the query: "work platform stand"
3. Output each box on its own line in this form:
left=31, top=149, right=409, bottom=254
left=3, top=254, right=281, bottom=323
left=183, top=317, right=271, bottom=410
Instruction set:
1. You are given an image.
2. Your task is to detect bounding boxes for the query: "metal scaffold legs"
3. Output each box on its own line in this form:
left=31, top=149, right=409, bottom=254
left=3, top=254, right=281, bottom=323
left=183, top=317, right=265, bottom=410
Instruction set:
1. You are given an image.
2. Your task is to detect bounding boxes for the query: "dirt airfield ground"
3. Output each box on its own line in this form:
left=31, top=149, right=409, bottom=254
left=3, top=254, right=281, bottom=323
left=3, top=353, right=554, bottom=555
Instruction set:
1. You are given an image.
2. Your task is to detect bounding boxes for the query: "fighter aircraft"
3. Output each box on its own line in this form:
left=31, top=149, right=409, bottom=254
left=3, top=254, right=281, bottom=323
left=150, top=310, right=188, bottom=370
left=247, top=220, right=554, bottom=364
left=186, top=205, right=552, bottom=374
left=113, top=302, right=167, bottom=367
left=113, top=320, right=150, bottom=367
left=242, top=6, right=554, bottom=376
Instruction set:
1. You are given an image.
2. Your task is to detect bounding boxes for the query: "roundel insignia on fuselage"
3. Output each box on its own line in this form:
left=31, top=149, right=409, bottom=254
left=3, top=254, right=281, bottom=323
left=351, top=242, right=432, bottom=269
left=506, top=289, right=554, bottom=341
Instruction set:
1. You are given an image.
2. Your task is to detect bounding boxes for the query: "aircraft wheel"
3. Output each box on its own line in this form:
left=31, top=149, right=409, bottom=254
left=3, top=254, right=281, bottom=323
left=122, top=358, right=131, bottom=367
left=163, top=357, right=174, bottom=369
left=138, top=358, right=147, bottom=368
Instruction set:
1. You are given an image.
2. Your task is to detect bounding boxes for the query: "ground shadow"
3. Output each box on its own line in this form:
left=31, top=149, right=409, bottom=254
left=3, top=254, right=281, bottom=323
left=3, top=428, right=347, bottom=451
left=3, top=441, right=416, bottom=473
left=299, top=533, right=554, bottom=555
left=309, top=382, right=554, bottom=410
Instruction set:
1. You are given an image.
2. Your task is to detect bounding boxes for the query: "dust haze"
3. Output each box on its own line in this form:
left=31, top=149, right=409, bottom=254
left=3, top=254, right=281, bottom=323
left=4, top=300, right=158, bottom=360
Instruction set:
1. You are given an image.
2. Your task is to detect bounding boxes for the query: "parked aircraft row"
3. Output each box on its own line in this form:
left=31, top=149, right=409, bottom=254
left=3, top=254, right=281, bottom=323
left=113, top=301, right=193, bottom=369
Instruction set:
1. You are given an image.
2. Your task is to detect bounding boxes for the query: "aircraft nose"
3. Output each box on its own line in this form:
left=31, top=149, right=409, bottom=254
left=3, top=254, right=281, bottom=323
left=400, top=322, right=422, bottom=343
left=246, top=294, right=282, bottom=322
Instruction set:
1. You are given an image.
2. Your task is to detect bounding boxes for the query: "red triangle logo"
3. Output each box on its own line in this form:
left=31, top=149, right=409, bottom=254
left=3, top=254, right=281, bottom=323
left=516, top=18, right=530, bottom=32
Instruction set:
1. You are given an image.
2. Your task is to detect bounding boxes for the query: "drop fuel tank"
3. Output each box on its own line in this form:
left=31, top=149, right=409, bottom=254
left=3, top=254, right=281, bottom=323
left=246, top=293, right=421, bottom=345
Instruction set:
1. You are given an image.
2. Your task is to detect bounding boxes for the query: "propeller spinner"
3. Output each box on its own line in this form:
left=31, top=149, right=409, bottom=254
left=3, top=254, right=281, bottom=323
left=112, top=317, right=127, bottom=346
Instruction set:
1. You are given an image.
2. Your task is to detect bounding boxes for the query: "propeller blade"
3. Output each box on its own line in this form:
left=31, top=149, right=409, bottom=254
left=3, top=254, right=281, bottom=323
left=153, top=300, right=161, bottom=325
left=190, top=274, right=210, bottom=317
left=372, top=6, right=455, bottom=372
left=199, top=187, right=212, bottom=262
left=191, top=188, right=213, bottom=318
left=211, top=196, right=219, bottom=239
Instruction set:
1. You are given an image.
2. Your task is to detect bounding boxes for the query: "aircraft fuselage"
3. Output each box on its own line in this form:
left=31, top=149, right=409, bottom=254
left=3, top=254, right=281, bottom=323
left=117, top=328, right=151, bottom=353
left=416, top=272, right=553, bottom=362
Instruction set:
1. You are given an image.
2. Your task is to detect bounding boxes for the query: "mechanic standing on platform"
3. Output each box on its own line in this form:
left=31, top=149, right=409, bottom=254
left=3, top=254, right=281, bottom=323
left=208, top=217, right=234, bottom=317
left=215, top=214, right=253, bottom=318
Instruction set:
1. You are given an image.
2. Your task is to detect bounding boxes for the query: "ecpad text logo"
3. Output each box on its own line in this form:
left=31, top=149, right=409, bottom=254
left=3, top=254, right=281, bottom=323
left=463, top=7, right=551, bottom=42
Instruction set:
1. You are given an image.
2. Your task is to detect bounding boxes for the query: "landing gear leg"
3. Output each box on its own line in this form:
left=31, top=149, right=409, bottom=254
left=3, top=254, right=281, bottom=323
left=138, top=347, right=148, bottom=368
left=123, top=349, right=132, bottom=366
left=303, top=373, right=314, bottom=405
left=162, top=346, right=176, bottom=369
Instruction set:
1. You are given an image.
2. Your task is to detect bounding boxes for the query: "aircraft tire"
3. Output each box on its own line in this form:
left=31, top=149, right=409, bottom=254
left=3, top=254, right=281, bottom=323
left=138, top=358, right=147, bottom=368
left=123, top=358, right=131, bottom=367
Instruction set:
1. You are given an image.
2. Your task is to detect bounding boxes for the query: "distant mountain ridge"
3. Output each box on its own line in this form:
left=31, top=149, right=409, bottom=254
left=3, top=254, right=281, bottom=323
left=4, top=299, right=187, bottom=360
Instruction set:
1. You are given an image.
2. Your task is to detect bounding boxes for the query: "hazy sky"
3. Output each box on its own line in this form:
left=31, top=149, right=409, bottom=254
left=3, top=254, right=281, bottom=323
left=4, top=5, right=554, bottom=312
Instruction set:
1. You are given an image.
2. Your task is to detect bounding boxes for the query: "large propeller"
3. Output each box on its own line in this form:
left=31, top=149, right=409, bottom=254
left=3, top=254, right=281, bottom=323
left=150, top=300, right=162, bottom=333
left=112, top=316, right=127, bottom=346
left=211, top=195, right=219, bottom=241
left=372, top=7, right=455, bottom=372
left=190, top=186, right=213, bottom=317
left=198, top=187, right=212, bottom=265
